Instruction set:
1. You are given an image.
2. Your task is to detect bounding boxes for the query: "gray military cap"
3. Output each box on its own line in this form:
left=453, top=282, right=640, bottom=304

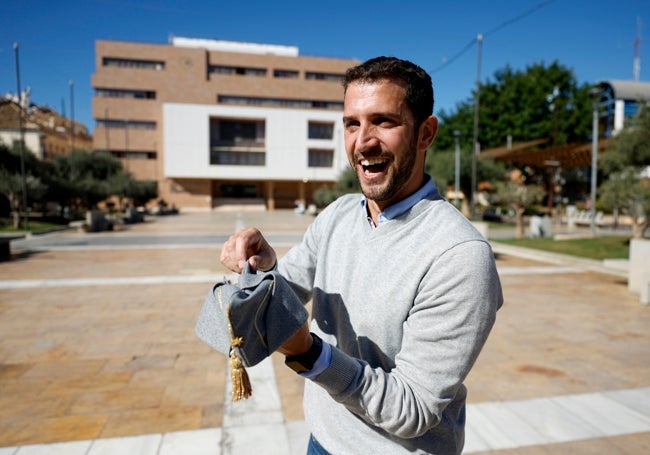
left=196, top=264, right=309, bottom=367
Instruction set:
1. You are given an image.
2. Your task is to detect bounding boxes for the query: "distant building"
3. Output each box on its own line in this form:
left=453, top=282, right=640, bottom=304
left=92, top=37, right=360, bottom=210
left=0, top=94, right=92, bottom=161
left=596, top=79, right=650, bottom=137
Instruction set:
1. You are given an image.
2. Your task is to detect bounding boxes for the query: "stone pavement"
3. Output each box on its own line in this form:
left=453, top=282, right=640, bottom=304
left=0, top=210, right=648, bottom=454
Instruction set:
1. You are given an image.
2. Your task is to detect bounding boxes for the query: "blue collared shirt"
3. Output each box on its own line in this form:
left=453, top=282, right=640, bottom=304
left=361, top=175, right=438, bottom=227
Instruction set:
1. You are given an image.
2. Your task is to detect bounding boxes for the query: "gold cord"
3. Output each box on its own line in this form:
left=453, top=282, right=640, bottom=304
left=219, top=286, right=252, bottom=401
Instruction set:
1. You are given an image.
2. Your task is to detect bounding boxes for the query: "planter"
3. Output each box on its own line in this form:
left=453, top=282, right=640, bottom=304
left=628, top=239, right=650, bottom=304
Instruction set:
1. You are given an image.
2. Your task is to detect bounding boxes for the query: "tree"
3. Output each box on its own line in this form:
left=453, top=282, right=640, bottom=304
left=599, top=102, right=650, bottom=238
left=431, top=61, right=591, bottom=216
left=48, top=150, right=140, bottom=211
left=492, top=170, right=546, bottom=239
left=425, top=146, right=505, bottom=215
left=0, top=142, right=46, bottom=228
left=434, top=61, right=592, bottom=152
left=313, top=168, right=359, bottom=208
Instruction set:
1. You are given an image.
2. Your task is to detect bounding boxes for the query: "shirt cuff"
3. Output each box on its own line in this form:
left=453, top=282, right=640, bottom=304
left=299, top=340, right=332, bottom=380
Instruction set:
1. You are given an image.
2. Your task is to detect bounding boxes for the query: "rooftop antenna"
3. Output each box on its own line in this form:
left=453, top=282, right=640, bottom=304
left=634, top=16, right=642, bottom=81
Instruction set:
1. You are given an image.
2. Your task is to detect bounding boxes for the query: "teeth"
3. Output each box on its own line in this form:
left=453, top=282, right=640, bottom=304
left=361, top=158, right=387, bottom=166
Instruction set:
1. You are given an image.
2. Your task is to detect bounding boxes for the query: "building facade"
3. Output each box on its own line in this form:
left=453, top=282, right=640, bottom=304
left=92, top=37, right=360, bottom=210
left=0, top=95, right=92, bottom=161
left=596, top=79, right=650, bottom=137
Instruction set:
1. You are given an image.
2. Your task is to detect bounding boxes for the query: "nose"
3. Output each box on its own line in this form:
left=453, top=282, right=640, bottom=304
left=355, top=123, right=380, bottom=151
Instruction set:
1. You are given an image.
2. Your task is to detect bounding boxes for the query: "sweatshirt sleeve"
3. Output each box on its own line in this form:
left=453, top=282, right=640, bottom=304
left=311, top=239, right=503, bottom=439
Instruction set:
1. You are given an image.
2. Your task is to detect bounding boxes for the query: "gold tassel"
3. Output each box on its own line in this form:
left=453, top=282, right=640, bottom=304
left=229, top=336, right=252, bottom=401
left=221, top=290, right=252, bottom=401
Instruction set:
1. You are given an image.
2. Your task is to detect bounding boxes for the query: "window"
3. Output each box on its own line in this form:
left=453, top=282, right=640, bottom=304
left=308, top=121, right=334, bottom=139
left=210, top=151, right=266, bottom=165
left=110, top=151, right=157, bottom=159
left=210, top=119, right=265, bottom=148
left=96, top=119, right=156, bottom=130
left=102, top=57, right=164, bottom=70
left=218, top=95, right=343, bottom=111
left=209, top=65, right=267, bottom=77
left=305, top=71, right=344, bottom=82
left=96, top=88, right=156, bottom=99
left=210, top=118, right=266, bottom=166
left=308, top=148, right=334, bottom=167
left=274, top=69, right=299, bottom=78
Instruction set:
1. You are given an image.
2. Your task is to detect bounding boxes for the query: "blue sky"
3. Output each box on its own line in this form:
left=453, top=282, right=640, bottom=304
left=1, top=0, right=648, bottom=133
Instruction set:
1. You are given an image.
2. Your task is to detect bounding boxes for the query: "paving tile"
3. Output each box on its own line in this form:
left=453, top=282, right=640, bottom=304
left=99, top=407, right=202, bottom=439
left=87, top=434, right=161, bottom=455
left=13, top=440, right=92, bottom=455
left=223, top=422, right=290, bottom=455
left=158, top=429, right=222, bottom=455
left=0, top=415, right=107, bottom=446
left=552, top=393, right=650, bottom=436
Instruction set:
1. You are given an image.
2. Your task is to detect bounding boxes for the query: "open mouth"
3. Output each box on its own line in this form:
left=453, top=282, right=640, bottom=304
left=360, top=158, right=389, bottom=175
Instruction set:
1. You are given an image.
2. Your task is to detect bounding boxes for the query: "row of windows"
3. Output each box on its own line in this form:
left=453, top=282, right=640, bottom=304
left=210, top=150, right=266, bottom=166
left=208, top=65, right=343, bottom=82
left=96, top=88, right=156, bottom=99
left=102, top=57, right=164, bottom=70
left=218, top=95, right=343, bottom=111
left=96, top=119, right=157, bottom=130
left=102, top=56, right=344, bottom=81
left=210, top=119, right=334, bottom=143
left=209, top=149, right=333, bottom=167
left=110, top=150, right=157, bottom=160
left=209, top=65, right=267, bottom=77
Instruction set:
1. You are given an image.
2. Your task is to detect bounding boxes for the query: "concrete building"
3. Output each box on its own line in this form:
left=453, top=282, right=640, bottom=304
left=92, top=37, right=360, bottom=210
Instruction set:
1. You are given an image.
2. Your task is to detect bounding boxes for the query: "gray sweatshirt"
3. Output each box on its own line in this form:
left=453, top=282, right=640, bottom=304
left=278, top=190, right=503, bottom=454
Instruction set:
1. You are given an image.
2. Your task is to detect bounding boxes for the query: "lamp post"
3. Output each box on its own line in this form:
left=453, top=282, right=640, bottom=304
left=453, top=130, right=461, bottom=208
left=471, top=33, right=483, bottom=220
left=588, top=86, right=603, bottom=234
left=69, top=80, right=75, bottom=153
left=14, top=42, right=29, bottom=232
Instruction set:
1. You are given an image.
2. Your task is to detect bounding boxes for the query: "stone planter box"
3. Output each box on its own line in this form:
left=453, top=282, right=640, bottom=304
left=628, top=238, right=650, bottom=304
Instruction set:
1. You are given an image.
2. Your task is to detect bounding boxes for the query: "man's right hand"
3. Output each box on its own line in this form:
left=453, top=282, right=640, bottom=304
left=220, top=228, right=277, bottom=273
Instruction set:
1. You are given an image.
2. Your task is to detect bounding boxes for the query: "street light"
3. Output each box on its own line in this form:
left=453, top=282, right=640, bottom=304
left=588, top=86, right=603, bottom=234
left=13, top=42, right=29, bottom=232
left=69, top=80, right=75, bottom=153
left=453, top=130, right=461, bottom=208
left=471, top=33, right=483, bottom=220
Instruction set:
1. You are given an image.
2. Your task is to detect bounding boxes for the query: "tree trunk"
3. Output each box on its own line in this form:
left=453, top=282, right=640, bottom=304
left=515, top=207, right=526, bottom=239
left=632, top=219, right=649, bottom=239
left=10, top=193, right=21, bottom=229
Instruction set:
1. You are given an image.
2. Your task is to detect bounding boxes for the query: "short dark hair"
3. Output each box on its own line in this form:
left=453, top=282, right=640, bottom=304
left=343, top=56, right=434, bottom=128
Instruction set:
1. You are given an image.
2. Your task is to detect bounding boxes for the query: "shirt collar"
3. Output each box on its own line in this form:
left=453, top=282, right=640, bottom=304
left=360, top=175, right=437, bottom=227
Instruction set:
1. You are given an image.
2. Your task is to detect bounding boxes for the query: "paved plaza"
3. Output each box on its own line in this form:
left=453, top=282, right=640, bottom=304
left=0, top=210, right=648, bottom=454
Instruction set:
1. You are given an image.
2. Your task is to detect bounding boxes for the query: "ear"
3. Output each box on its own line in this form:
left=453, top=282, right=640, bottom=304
left=418, top=115, right=438, bottom=152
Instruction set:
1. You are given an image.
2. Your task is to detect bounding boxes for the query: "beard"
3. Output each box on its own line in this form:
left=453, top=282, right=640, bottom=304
left=354, top=136, right=418, bottom=203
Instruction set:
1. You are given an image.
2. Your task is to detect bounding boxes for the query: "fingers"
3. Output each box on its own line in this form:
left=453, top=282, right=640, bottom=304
left=220, top=228, right=277, bottom=273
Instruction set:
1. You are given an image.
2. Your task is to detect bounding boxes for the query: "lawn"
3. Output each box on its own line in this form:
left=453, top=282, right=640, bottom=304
left=493, top=235, right=632, bottom=260
left=0, top=218, right=69, bottom=234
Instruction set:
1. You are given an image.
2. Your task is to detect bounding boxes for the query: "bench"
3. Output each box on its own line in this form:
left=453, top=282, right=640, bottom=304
left=568, top=209, right=605, bottom=228
left=0, top=234, right=26, bottom=261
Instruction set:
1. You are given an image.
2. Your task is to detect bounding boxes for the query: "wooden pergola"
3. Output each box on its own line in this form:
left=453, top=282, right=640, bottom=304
left=479, top=138, right=611, bottom=169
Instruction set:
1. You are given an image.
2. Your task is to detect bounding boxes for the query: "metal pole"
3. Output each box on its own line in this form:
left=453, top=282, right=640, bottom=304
left=589, top=88, right=601, bottom=234
left=69, top=80, right=75, bottom=152
left=453, top=130, right=461, bottom=208
left=104, top=108, right=110, bottom=151
left=13, top=42, right=29, bottom=232
left=471, top=34, right=483, bottom=220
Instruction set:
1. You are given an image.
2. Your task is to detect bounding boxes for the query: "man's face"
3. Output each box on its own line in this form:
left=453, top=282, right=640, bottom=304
left=343, top=80, right=434, bottom=210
